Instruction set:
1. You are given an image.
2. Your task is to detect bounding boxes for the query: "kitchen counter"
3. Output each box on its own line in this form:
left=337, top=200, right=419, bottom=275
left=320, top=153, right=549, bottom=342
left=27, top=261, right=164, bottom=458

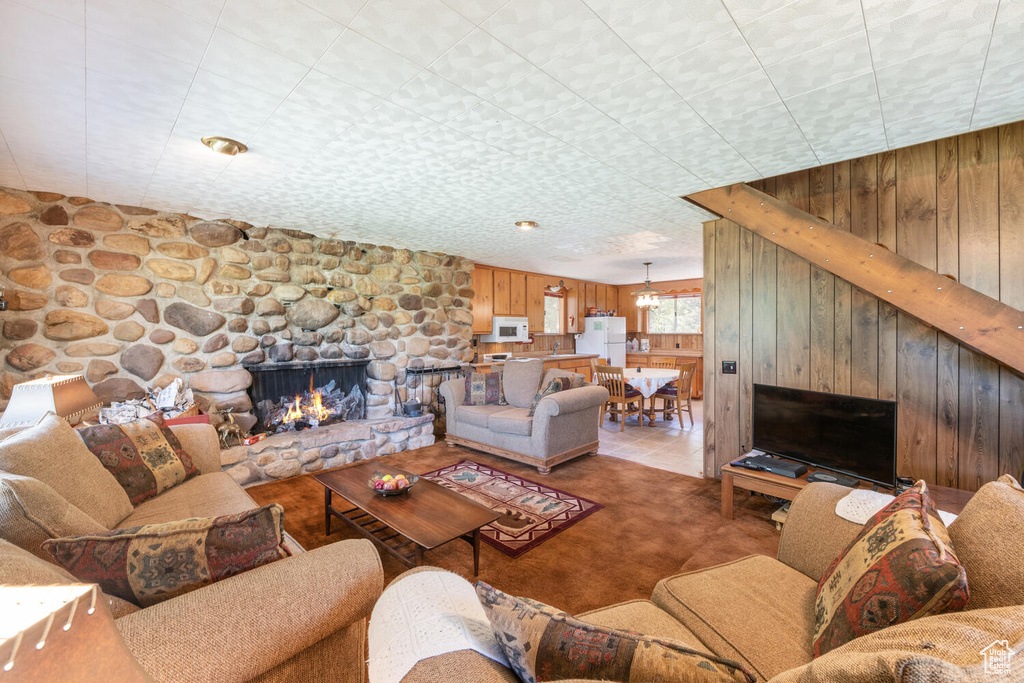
left=465, top=353, right=598, bottom=369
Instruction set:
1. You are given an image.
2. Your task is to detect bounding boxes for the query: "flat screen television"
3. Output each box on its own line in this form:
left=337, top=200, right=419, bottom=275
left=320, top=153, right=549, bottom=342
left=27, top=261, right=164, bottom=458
left=752, top=384, right=897, bottom=488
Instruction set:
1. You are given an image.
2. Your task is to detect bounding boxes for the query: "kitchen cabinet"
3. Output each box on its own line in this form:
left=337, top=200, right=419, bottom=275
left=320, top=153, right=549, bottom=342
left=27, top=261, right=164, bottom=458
left=493, top=269, right=510, bottom=316
left=605, top=285, right=618, bottom=313
left=509, top=272, right=527, bottom=317
left=584, top=282, right=596, bottom=313
left=471, top=267, right=494, bottom=334
left=619, top=284, right=641, bottom=333
left=526, top=274, right=545, bottom=333
left=564, top=279, right=580, bottom=334
left=595, top=285, right=606, bottom=312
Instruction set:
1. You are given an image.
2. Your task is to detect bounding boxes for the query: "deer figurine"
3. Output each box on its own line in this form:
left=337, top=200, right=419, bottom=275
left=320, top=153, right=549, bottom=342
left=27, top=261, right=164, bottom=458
left=215, top=406, right=244, bottom=448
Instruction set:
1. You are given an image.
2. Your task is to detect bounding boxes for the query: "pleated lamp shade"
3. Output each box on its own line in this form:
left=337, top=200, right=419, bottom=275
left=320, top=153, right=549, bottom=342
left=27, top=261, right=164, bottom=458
left=0, top=375, right=102, bottom=429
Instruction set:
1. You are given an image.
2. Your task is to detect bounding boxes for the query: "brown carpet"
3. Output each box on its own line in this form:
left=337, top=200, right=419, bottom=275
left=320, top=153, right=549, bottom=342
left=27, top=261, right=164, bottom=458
left=248, top=442, right=781, bottom=615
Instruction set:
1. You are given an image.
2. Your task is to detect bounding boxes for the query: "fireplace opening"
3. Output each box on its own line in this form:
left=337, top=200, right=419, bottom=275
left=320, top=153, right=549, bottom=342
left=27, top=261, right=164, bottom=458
left=244, top=359, right=369, bottom=434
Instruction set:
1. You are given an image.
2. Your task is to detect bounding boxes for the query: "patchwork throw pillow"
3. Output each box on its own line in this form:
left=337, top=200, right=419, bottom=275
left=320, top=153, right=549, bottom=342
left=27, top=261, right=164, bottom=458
left=813, top=481, right=969, bottom=657
left=475, top=582, right=755, bottom=683
left=77, top=413, right=199, bottom=506
left=527, top=375, right=584, bottom=416
left=464, top=371, right=506, bottom=406
left=43, top=504, right=290, bottom=607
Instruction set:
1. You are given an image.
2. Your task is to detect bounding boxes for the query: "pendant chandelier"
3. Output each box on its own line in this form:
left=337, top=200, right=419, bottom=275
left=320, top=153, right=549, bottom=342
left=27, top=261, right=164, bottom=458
left=633, top=262, right=663, bottom=309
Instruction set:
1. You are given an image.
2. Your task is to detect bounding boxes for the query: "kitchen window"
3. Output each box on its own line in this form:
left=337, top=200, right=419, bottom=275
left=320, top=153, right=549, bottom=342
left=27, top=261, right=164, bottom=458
left=544, top=293, right=563, bottom=334
left=647, top=294, right=701, bottom=334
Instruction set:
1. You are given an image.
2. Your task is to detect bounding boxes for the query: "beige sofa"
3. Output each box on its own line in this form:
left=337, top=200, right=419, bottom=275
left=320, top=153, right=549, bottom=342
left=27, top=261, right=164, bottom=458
left=375, top=478, right=1024, bottom=682
left=440, top=359, right=609, bottom=474
left=0, top=421, right=383, bottom=683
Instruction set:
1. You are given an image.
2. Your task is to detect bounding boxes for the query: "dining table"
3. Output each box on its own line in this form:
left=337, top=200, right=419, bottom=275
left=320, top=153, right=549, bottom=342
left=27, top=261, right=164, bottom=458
left=623, top=367, right=678, bottom=426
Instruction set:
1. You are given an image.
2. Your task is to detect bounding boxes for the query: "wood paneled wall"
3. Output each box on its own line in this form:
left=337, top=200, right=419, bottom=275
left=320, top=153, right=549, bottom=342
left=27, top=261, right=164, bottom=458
left=703, top=121, right=1024, bottom=490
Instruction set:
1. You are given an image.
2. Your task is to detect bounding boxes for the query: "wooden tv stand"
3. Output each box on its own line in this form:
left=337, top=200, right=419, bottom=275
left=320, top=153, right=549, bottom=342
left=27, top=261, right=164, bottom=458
left=720, top=460, right=974, bottom=520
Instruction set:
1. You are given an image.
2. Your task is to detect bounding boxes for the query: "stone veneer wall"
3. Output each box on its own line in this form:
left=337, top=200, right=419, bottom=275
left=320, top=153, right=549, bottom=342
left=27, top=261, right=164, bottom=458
left=0, top=186, right=476, bottom=433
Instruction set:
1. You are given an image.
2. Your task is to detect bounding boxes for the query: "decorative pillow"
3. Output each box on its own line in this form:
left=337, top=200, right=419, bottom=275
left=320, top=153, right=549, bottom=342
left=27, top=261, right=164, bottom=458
left=947, top=474, right=1024, bottom=609
left=475, top=582, right=754, bottom=683
left=43, top=504, right=290, bottom=607
left=0, top=412, right=133, bottom=529
left=464, top=371, right=506, bottom=406
left=0, top=472, right=106, bottom=560
left=77, top=413, right=199, bottom=506
left=813, top=481, right=969, bottom=657
left=527, top=376, right=584, bottom=417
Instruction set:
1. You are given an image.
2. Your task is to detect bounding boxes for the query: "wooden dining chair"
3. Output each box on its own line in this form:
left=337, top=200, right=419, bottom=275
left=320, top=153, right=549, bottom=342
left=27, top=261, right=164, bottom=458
left=593, top=365, right=644, bottom=432
left=648, top=358, right=677, bottom=369
left=650, top=362, right=696, bottom=427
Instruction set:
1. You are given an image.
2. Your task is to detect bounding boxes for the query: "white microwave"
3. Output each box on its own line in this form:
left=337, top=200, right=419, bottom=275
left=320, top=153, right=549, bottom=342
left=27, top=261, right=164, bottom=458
left=480, top=317, right=529, bottom=343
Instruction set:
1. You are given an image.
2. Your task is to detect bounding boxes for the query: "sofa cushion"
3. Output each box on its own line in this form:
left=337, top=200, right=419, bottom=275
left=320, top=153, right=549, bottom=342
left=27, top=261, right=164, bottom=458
left=651, top=555, right=818, bottom=681
left=475, top=581, right=754, bottom=683
left=44, top=504, right=290, bottom=607
left=458, top=404, right=510, bottom=430
left=769, top=605, right=1024, bottom=682
left=501, top=359, right=544, bottom=409
left=0, top=412, right=133, bottom=529
left=948, top=474, right=1024, bottom=610
left=528, top=376, right=584, bottom=417
left=118, top=471, right=262, bottom=528
left=577, top=599, right=710, bottom=654
left=463, top=371, right=506, bottom=406
left=813, top=481, right=969, bottom=657
left=0, top=472, right=105, bottom=559
left=487, top=408, right=533, bottom=436
left=77, top=413, right=200, bottom=506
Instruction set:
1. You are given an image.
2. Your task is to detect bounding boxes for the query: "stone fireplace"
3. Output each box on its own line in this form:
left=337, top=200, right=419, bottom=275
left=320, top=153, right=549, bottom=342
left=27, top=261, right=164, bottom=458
left=246, top=359, right=369, bottom=433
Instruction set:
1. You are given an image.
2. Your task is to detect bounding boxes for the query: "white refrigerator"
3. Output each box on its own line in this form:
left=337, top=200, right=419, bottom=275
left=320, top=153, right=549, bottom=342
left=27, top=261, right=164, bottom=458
left=576, top=317, right=626, bottom=366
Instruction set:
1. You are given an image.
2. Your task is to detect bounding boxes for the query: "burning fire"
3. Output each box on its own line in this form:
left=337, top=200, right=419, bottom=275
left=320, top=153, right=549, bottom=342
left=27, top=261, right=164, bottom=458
left=282, top=390, right=332, bottom=425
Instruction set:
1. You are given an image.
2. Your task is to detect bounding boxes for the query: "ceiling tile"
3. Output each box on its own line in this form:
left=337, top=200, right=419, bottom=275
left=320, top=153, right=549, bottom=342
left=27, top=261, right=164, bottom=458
left=172, top=69, right=284, bottom=141
left=350, top=0, right=474, bottom=65
left=200, top=29, right=310, bottom=98
left=85, top=30, right=197, bottom=98
left=540, top=29, right=648, bottom=100
left=428, top=28, right=534, bottom=99
left=764, top=30, right=873, bottom=99
left=739, top=0, right=864, bottom=66
left=580, top=0, right=653, bottom=25
left=481, top=0, right=606, bottom=66
left=586, top=69, right=685, bottom=126
left=610, top=0, right=736, bottom=66
left=488, top=70, right=581, bottom=123
left=687, top=70, right=783, bottom=123
left=316, top=28, right=422, bottom=98
left=8, top=0, right=84, bottom=24
left=155, top=0, right=224, bottom=24
left=721, top=0, right=797, bottom=26
left=296, top=0, right=368, bottom=25
left=872, top=34, right=988, bottom=100
left=533, top=100, right=618, bottom=145
left=879, top=76, right=979, bottom=122
left=624, top=100, right=706, bottom=145
left=439, top=0, right=510, bottom=25
left=86, top=0, right=215, bottom=65
left=389, top=70, right=481, bottom=122
left=285, top=69, right=382, bottom=120
left=784, top=72, right=879, bottom=127
left=654, top=28, right=762, bottom=97
left=867, top=0, right=998, bottom=68
left=218, top=0, right=344, bottom=66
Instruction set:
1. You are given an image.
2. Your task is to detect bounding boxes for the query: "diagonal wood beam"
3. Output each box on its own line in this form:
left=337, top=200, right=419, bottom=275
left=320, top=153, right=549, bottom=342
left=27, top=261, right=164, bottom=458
left=685, top=182, right=1024, bottom=374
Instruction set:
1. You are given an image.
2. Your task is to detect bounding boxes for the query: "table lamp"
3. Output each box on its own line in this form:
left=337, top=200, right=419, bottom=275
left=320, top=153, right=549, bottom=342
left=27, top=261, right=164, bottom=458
left=0, top=584, right=153, bottom=682
left=0, top=375, right=102, bottom=429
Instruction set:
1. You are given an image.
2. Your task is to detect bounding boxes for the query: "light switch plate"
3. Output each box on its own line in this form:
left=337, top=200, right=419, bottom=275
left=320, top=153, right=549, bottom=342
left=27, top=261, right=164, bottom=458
left=722, top=360, right=737, bottom=374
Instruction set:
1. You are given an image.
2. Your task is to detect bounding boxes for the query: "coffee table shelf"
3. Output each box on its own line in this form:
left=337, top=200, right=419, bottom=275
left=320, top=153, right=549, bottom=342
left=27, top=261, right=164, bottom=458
left=315, top=461, right=499, bottom=576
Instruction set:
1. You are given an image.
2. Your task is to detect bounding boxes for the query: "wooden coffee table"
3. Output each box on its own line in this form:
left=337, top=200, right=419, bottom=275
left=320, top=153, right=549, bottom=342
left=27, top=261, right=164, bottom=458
left=314, top=462, right=500, bottom=576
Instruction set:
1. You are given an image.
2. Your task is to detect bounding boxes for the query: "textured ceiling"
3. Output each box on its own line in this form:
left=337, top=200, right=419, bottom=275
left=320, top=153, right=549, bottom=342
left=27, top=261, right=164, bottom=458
left=1, top=0, right=1022, bottom=284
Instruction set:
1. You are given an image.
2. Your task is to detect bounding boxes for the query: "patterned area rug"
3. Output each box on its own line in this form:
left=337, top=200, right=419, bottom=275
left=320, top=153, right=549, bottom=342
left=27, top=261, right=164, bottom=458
left=421, top=460, right=603, bottom=558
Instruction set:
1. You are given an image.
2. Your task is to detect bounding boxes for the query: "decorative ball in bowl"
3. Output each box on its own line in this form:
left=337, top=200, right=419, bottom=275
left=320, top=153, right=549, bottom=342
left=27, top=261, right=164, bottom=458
left=367, top=472, right=418, bottom=496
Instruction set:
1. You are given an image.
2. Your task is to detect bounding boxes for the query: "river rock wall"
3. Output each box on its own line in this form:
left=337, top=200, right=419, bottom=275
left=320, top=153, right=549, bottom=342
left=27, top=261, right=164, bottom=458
left=0, top=186, right=476, bottom=432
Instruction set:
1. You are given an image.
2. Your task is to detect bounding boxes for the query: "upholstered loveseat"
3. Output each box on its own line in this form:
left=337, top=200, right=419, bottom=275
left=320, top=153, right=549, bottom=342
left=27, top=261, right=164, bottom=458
left=0, top=418, right=382, bottom=683
left=371, top=478, right=1024, bottom=682
left=439, top=358, right=609, bottom=474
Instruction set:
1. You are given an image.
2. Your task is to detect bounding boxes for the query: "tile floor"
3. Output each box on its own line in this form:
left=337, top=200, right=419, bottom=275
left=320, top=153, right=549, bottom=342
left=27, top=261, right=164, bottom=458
left=597, top=399, right=705, bottom=478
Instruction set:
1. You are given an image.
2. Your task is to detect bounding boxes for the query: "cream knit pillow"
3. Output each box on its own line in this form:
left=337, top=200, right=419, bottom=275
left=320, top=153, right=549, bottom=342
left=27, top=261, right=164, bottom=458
left=0, top=472, right=106, bottom=559
left=0, top=413, right=133, bottom=528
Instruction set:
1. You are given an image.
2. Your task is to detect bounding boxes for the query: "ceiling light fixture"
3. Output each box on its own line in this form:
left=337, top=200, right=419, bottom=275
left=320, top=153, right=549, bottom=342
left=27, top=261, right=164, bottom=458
left=201, top=136, right=248, bottom=156
left=632, top=262, right=664, bottom=310
left=515, top=220, right=537, bottom=231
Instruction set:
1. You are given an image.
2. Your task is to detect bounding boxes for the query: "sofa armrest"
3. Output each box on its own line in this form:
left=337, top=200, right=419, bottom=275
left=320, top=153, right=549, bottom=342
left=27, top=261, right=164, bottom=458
left=116, top=538, right=383, bottom=683
left=777, top=482, right=863, bottom=581
left=533, top=385, right=609, bottom=419
left=168, top=423, right=221, bottom=475
left=439, top=378, right=466, bottom=425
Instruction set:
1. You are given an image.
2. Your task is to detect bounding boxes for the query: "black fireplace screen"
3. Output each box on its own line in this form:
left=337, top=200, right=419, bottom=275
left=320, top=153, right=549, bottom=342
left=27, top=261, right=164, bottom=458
left=244, top=359, right=369, bottom=432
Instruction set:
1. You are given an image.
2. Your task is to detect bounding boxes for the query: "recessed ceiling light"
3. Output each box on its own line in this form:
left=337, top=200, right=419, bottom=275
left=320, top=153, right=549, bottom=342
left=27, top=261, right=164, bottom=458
left=201, top=136, right=248, bottom=156
left=516, top=220, right=537, bottom=231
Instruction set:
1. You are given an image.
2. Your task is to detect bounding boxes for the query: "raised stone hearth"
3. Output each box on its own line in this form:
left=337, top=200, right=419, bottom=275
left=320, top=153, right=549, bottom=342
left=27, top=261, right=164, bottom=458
left=219, top=415, right=435, bottom=486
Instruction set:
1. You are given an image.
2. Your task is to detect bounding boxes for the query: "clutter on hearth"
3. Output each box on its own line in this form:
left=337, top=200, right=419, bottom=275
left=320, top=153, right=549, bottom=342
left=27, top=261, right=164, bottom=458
left=98, top=378, right=197, bottom=425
